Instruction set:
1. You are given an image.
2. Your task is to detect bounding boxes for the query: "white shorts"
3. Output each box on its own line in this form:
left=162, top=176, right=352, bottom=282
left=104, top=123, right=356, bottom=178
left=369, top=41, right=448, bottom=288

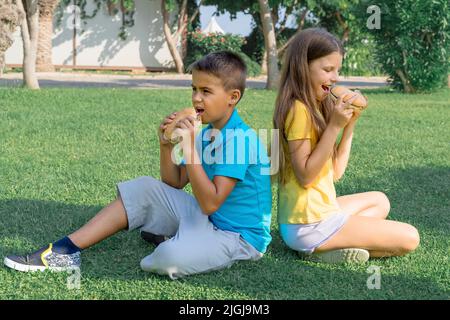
left=279, top=212, right=350, bottom=254
left=117, top=176, right=262, bottom=279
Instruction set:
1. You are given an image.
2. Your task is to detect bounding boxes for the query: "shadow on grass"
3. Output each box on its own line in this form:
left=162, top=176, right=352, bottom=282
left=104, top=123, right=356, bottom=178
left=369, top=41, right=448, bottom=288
left=336, top=166, right=450, bottom=235
left=0, top=192, right=448, bottom=299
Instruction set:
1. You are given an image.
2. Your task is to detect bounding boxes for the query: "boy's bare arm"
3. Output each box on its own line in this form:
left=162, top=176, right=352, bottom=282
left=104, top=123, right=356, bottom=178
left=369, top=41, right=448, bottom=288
left=160, top=144, right=189, bottom=189
left=185, top=156, right=237, bottom=215
left=176, top=121, right=236, bottom=214
left=158, top=112, right=189, bottom=189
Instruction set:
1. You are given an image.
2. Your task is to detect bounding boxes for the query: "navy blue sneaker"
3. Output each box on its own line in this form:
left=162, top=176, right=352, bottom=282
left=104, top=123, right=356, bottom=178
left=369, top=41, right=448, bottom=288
left=4, top=243, right=81, bottom=272
left=140, top=231, right=168, bottom=247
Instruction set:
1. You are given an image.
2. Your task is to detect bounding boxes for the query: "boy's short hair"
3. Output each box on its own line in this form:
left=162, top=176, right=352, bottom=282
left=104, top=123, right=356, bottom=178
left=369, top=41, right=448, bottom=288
left=189, top=51, right=247, bottom=100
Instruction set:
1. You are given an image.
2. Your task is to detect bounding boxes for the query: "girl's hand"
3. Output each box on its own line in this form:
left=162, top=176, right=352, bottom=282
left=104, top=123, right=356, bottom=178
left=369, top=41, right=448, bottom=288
left=347, top=90, right=364, bottom=125
left=158, top=112, right=178, bottom=146
left=330, top=93, right=358, bottom=129
left=348, top=108, right=362, bottom=125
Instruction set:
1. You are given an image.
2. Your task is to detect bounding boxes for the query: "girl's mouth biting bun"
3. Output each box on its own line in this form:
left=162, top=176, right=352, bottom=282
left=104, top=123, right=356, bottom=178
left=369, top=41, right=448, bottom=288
left=330, top=86, right=368, bottom=110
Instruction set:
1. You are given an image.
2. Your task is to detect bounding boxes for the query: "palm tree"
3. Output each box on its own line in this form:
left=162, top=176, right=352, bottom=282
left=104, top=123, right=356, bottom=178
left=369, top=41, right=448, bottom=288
left=36, top=0, right=60, bottom=72
left=0, top=0, right=23, bottom=76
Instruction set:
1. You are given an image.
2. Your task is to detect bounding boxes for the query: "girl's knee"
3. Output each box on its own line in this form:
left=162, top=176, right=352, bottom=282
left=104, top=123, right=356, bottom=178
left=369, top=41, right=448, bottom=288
left=374, top=192, right=390, bottom=216
left=400, top=225, right=420, bottom=254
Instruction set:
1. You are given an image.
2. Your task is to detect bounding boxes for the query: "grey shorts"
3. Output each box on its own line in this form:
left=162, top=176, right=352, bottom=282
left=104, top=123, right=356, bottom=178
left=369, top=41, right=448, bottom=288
left=279, top=212, right=350, bottom=254
left=117, top=176, right=262, bottom=279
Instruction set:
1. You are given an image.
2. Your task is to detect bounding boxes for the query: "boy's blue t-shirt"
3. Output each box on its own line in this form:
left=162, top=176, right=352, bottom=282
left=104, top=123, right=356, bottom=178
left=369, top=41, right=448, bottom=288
left=181, top=109, right=272, bottom=253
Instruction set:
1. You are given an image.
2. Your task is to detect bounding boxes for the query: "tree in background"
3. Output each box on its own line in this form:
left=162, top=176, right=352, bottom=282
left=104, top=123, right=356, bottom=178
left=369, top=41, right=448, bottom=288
left=204, top=0, right=282, bottom=89
left=258, top=0, right=279, bottom=89
left=308, top=0, right=382, bottom=76
left=0, top=0, right=24, bottom=77
left=207, top=0, right=387, bottom=79
left=18, top=0, right=40, bottom=89
left=362, top=0, right=449, bottom=92
left=162, top=0, right=202, bottom=74
left=36, top=0, right=60, bottom=72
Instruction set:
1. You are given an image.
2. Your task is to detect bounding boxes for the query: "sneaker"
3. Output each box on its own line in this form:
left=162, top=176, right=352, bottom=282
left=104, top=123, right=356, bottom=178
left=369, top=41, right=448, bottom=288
left=299, top=248, right=370, bottom=264
left=4, top=243, right=81, bottom=272
left=140, top=231, right=169, bottom=247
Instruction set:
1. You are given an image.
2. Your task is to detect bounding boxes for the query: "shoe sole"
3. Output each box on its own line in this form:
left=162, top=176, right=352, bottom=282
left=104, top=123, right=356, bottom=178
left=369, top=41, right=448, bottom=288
left=302, top=248, right=370, bottom=264
left=140, top=231, right=169, bottom=246
left=3, top=257, right=78, bottom=273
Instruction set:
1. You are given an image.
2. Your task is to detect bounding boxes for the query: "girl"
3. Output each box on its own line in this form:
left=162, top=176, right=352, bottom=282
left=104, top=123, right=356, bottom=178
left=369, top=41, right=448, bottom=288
left=273, top=28, right=420, bottom=264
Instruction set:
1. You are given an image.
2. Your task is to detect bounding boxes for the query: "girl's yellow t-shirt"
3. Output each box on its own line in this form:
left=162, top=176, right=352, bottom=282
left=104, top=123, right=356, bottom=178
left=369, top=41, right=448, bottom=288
left=278, top=100, right=341, bottom=224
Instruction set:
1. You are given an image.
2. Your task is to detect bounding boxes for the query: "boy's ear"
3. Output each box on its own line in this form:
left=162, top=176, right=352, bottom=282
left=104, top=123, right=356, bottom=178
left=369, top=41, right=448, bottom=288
left=229, top=89, right=241, bottom=105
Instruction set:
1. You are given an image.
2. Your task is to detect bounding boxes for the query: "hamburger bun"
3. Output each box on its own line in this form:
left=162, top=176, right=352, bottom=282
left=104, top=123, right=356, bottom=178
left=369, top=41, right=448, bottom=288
left=330, top=86, right=368, bottom=110
left=163, top=107, right=199, bottom=144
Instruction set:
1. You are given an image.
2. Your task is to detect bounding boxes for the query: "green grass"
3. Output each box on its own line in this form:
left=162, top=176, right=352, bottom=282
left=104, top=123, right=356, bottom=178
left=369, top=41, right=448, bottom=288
left=0, top=87, right=449, bottom=300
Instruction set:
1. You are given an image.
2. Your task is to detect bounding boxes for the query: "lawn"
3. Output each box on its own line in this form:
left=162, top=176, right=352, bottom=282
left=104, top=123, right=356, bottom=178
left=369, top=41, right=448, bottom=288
left=0, top=87, right=448, bottom=300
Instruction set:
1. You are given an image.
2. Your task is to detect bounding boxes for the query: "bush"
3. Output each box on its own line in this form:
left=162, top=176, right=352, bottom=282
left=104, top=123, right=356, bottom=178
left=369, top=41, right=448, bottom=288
left=365, top=0, right=450, bottom=92
left=185, top=30, right=244, bottom=68
left=341, top=37, right=384, bottom=77
left=242, top=27, right=265, bottom=65
left=239, top=52, right=261, bottom=77
left=185, top=30, right=261, bottom=77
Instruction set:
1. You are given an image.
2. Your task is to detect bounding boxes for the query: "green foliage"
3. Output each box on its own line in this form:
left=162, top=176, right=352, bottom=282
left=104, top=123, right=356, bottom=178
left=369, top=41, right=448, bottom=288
left=364, top=0, right=450, bottom=92
left=340, top=37, right=384, bottom=77
left=207, top=0, right=384, bottom=76
left=306, top=0, right=380, bottom=76
left=242, top=26, right=265, bottom=65
left=240, top=52, right=262, bottom=77
left=185, top=30, right=261, bottom=77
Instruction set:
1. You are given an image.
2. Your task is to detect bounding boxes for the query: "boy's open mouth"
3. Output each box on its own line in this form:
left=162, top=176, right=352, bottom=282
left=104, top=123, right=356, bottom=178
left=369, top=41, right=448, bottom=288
left=195, top=107, right=205, bottom=116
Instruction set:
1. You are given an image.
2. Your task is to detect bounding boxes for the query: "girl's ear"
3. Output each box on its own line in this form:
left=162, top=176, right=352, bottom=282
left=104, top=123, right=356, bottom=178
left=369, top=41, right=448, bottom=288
left=229, top=89, right=241, bottom=105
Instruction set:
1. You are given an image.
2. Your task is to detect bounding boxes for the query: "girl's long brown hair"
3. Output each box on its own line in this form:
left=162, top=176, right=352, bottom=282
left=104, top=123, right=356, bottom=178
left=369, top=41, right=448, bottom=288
left=273, top=28, right=344, bottom=185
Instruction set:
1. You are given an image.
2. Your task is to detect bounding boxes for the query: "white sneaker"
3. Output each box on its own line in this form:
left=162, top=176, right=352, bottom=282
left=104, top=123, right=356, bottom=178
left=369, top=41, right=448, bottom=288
left=300, top=248, right=370, bottom=264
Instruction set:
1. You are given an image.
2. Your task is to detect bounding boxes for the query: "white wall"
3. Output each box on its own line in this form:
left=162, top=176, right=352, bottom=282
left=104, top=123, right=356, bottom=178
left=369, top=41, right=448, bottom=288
left=5, top=0, right=176, bottom=69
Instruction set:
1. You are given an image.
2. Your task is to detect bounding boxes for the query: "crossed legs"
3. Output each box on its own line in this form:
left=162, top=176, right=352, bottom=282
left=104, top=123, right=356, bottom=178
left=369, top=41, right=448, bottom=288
left=316, top=191, right=420, bottom=257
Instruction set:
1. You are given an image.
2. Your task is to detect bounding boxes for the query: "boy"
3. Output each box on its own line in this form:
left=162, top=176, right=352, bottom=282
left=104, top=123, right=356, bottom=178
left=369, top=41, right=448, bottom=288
left=4, top=51, right=272, bottom=279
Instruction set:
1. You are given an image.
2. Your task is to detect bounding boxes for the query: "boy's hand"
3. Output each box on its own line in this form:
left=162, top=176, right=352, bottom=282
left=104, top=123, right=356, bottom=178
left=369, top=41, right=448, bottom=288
left=173, top=115, right=202, bottom=159
left=159, top=112, right=178, bottom=146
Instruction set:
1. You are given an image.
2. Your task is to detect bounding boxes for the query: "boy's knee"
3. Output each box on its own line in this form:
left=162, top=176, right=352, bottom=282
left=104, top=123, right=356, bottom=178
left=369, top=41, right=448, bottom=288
left=140, top=243, right=185, bottom=279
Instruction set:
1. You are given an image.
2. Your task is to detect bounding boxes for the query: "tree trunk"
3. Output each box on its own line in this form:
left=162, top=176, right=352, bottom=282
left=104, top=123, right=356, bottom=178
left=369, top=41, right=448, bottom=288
left=178, top=0, right=188, bottom=60
left=335, top=11, right=349, bottom=45
left=0, top=0, right=25, bottom=77
left=36, top=0, right=59, bottom=72
left=0, top=53, right=5, bottom=77
left=18, top=0, right=40, bottom=89
left=261, top=50, right=267, bottom=75
left=258, top=0, right=279, bottom=90
left=396, top=49, right=414, bottom=93
left=396, top=69, right=414, bottom=93
left=277, top=9, right=308, bottom=57
left=161, top=0, right=184, bottom=74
